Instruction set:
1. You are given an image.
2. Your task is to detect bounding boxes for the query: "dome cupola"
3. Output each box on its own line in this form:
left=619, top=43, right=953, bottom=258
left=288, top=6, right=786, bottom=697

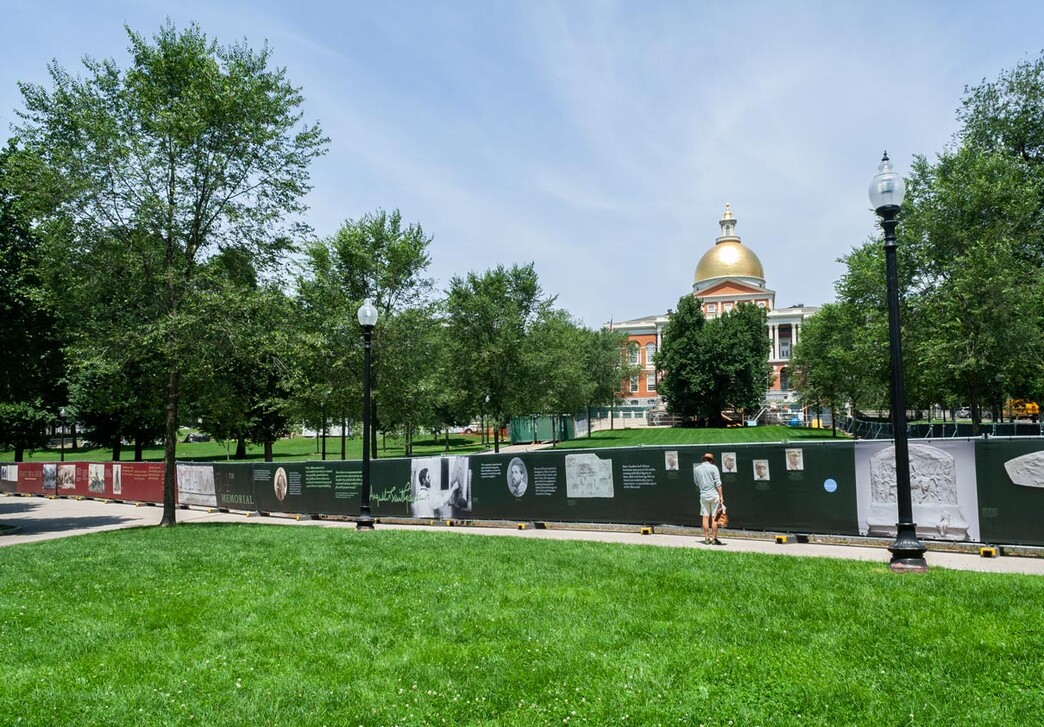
left=693, top=204, right=765, bottom=290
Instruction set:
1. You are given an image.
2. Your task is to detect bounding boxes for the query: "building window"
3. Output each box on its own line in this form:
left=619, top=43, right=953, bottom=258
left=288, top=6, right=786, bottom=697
left=780, top=342, right=791, bottom=359
left=724, top=302, right=733, bottom=312
left=646, top=374, right=657, bottom=392
left=645, top=343, right=656, bottom=367
left=706, top=303, right=717, bottom=313
left=629, top=343, right=639, bottom=365
left=757, top=301, right=766, bottom=309
left=630, top=376, right=639, bottom=393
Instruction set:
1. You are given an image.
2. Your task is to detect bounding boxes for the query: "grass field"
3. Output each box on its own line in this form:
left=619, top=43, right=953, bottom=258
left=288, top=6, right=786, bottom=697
left=1, top=525, right=1041, bottom=725
left=1, top=425, right=840, bottom=462
left=0, top=432, right=489, bottom=463
left=557, top=425, right=840, bottom=449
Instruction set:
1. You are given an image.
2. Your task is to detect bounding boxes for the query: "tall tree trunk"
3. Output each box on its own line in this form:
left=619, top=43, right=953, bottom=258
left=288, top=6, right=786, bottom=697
left=264, top=440, right=273, bottom=462
left=587, top=406, right=592, bottom=438
left=340, top=414, right=346, bottom=460
left=14, top=446, right=24, bottom=462
left=112, top=438, right=122, bottom=462
left=161, top=370, right=180, bottom=526
left=494, top=419, right=500, bottom=453
left=235, top=436, right=246, bottom=459
left=134, top=437, right=144, bottom=461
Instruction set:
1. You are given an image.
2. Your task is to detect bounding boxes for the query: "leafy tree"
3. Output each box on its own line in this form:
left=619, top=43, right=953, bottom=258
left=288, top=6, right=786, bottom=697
left=445, top=263, right=552, bottom=452
left=184, top=259, right=297, bottom=462
left=657, top=297, right=771, bottom=425
left=790, top=302, right=872, bottom=434
left=66, top=354, right=166, bottom=461
left=525, top=309, right=591, bottom=442
left=295, top=209, right=434, bottom=457
left=581, top=327, right=635, bottom=437
left=14, top=22, right=326, bottom=523
left=377, top=305, right=445, bottom=456
left=0, top=146, right=63, bottom=460
left=699, top=303, right=773, bottom=422
left=655, top=295, right=708, bottom=420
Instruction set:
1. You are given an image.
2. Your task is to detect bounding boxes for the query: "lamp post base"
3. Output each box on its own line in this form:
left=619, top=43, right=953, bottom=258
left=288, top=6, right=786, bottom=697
left=888, top=523, right=928, bottom=572
left=356, top=514, right=375, bottom=531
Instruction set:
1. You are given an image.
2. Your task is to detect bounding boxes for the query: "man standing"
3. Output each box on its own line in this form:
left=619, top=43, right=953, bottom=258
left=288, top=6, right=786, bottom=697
left=694, top=452, right=725, bottom=545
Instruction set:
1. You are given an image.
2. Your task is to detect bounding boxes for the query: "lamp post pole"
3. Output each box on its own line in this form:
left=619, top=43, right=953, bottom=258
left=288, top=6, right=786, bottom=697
left=357, top=299, right=378, bottom=530
left=59, top=407, right=65, bottom=463
left=870, top=152, right=927, bottom=572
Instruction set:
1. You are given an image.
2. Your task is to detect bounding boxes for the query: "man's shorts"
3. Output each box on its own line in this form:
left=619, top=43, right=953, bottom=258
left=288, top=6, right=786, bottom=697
left=700, top=494, right=720, bottom=518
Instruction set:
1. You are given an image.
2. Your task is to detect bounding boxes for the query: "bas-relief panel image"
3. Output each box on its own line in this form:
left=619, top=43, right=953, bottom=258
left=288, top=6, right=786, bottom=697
left=1005, top=451, right=1044, bottom=488
left=176, top=463, right=217, bottom=508
left=565, top=453, right=614, bottom=498
left=855, top=441, right=979, bottom=541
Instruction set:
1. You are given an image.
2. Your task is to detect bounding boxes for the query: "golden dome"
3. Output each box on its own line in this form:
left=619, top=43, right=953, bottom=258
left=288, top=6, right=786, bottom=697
left=693, top=241, right=765, bottom=283
left=693, top=204, right=765, bottom=285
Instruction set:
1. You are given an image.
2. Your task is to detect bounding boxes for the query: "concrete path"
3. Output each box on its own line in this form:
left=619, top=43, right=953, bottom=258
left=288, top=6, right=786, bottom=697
left=3, top=493, right=1043, bottom=576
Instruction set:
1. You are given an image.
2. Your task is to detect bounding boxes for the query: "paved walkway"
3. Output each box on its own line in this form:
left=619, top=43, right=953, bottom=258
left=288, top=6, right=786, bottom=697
left=3, top=493, right=1043, bottom=575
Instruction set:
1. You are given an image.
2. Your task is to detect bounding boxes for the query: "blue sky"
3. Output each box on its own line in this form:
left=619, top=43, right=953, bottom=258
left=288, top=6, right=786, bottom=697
left=3, top=1, right=1042, bottom=327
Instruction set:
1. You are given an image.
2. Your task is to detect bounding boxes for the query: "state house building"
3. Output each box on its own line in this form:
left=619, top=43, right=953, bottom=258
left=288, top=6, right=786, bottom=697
left=611, top=204, right=818, bottom=407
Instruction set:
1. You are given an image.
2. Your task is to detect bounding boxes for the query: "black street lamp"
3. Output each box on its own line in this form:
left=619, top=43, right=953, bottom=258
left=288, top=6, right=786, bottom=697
left=356, top=298, right=378, bottom=530
left=869, top=152, right=927, bottom=572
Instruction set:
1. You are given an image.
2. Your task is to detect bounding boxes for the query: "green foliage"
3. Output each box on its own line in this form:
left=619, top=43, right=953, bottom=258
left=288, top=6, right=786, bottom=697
left=655, top=295, right=707, bottom=418
left=294, top=209, right=435, bottom=450
left=584, top=327, right=635, bottom=409
left=0, top=146, right=65, bottom=459
left=803, top=52, right=1044, bottom=424
left=791, top=302, right=882, bottom=415
left=0, top=401, right=54, bottom=460
left=445, top=263, right=553, bottom=432
left=525, top=309, right=591, bottom=416
left=13, top=21, right=326, bottom=518
left=3, top=526, right=1042, bottom=725
left=657, top=297, right=771, bottom=422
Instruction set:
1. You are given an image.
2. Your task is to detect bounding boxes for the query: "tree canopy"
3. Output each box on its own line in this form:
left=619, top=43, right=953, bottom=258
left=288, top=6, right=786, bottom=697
left=656, top=297, right=771, bottom=425
left=12, top=21, right=326, bottom=521
left=796, top=51, right=1044, bottom=428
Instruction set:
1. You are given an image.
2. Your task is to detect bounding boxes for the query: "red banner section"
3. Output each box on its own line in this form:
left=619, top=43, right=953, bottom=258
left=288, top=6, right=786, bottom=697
left=16, top=463, right=45, bottom=495
left=2, top=462, right=166, bottom=503
left=55, top=462, right=89, bottom=498
left=114, top=463, right=165, bottom=503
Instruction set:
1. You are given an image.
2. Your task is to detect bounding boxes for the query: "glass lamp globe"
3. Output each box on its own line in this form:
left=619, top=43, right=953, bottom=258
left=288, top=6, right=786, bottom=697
left=357, top=298, right=378, bottom=328
left=868, top=152, right=905, bottom=211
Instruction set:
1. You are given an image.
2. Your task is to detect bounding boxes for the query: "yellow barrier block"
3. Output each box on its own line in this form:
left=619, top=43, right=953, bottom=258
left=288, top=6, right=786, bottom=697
left=445, top=520, right=453, bottom=526
left=640, top=527, right=653, bottom=535
left=775, top=535, right=789, bottom=544
left=979, top=546, right=998, bottom=558
left=517, top=523, right=527, bottom=530
left=244, top=512, right=252, bottom=518
left=294, top=514, right=302, bottom=521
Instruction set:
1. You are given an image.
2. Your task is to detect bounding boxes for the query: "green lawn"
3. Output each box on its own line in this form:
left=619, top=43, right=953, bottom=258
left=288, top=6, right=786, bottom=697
left=0, top=432, right=488, bottom=463
left=556, top=424, right=842, bottom=449
left=1, top=425, right=841, bottom=462
left=1, top=526, right=1041, bottom=725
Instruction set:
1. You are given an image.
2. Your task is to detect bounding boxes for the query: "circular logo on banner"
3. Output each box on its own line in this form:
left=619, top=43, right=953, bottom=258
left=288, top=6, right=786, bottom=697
left=823, top=478, right=838, bottom=493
